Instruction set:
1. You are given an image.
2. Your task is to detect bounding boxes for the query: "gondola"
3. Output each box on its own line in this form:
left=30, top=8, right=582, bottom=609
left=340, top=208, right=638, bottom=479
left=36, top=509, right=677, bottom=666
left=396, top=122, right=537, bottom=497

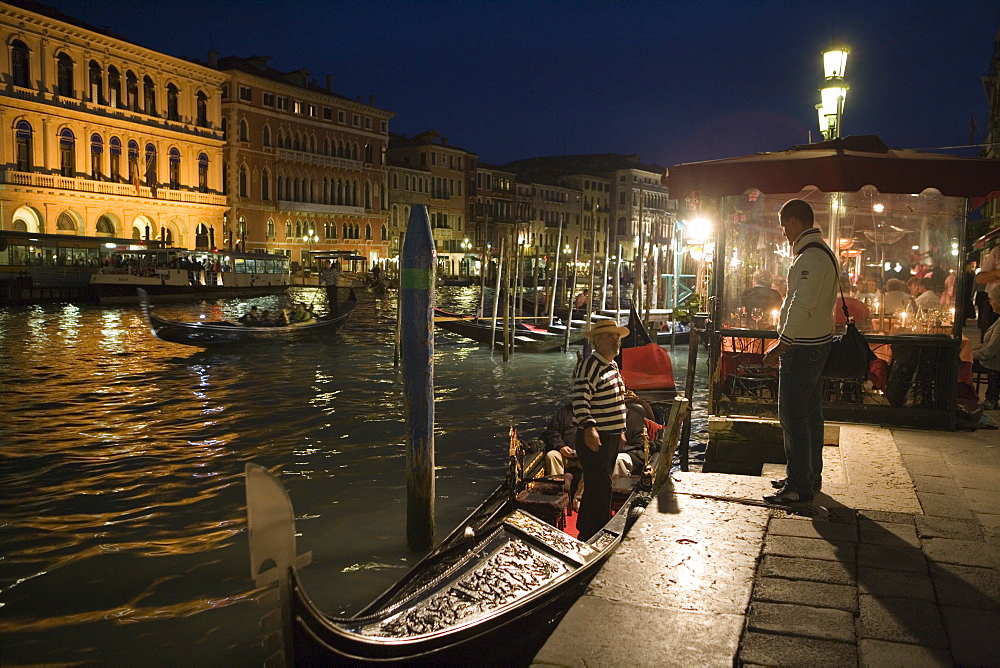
left=137, top=288, right=358, bottom=347
left=246, top=397, right=690, bottom=666
left=618, top=306, right=678, bottom=401
left=433, top=310, right=581, bottom=352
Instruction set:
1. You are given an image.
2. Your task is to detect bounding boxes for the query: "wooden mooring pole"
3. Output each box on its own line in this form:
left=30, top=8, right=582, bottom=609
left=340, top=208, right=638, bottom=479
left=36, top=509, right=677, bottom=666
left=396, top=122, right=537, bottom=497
left=400, top=205, right=435, bottom=550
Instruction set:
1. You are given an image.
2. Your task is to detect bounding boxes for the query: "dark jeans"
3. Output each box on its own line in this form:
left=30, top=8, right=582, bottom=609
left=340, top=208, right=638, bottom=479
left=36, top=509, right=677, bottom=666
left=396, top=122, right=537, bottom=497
left=575, top=429, right=620, bottom=541
left=778, top=343, right=830, bottom=495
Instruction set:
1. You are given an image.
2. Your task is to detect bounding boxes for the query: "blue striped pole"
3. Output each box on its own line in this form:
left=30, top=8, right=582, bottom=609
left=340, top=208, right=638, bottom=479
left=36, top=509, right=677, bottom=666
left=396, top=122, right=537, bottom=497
left=400, top=205, right=436, bottom=550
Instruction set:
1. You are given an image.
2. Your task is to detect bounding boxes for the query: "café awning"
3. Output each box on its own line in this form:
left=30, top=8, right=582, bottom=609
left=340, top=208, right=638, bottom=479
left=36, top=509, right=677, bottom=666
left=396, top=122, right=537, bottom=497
left=667, top=135, right=1000, bottom=200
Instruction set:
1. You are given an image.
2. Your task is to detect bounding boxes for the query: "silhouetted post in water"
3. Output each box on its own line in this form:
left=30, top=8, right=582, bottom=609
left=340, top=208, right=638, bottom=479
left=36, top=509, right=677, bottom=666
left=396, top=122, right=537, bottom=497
left=547, top=226, right=563, bottom=328
left=400, top=205, right=435, bottom=550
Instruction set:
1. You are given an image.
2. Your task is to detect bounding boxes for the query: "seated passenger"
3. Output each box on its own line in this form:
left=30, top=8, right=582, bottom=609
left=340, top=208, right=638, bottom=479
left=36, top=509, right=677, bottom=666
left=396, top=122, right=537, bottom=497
left=542, top=402, right=579, bottom=477
left=290, top=302, right=312, bottom=323
left=614, top=394, right=661, bottom=476
left=238, top=305, right=261, bottom=326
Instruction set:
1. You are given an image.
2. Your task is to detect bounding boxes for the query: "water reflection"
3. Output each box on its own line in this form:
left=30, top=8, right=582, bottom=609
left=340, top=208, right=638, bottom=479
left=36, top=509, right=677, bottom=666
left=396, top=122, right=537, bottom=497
left=0, top=287, right=707, bottom=664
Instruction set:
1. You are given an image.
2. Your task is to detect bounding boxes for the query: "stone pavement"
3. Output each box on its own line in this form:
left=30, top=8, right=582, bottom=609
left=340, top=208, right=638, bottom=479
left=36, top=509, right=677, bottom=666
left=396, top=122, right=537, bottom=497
left=532, top=418, right=1000, bottom=667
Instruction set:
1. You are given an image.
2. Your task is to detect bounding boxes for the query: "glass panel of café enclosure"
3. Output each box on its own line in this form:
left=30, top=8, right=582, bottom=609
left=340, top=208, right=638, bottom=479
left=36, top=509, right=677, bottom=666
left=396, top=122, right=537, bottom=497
left=717, top=187, right=967, bottom=333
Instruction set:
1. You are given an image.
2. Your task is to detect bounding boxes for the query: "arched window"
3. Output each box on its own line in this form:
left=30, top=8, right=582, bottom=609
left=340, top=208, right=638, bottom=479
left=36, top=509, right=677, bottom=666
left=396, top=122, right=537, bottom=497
left=239, top=119, right=249, bottom=142
left=284, top=221, right=292, bottom=238
left=266, top=219, right=275, bottom=238
left=295, top=220, right=303, bottom=238
left=15, top=120, right=32, bottom=172
left=364, top=144, right=372, bottom=163
left=196, top=90, right=208, bottom=127
left=125, top=70, right=138, bottom=110
left=324, top=137, right=331, bottom=155
left=88, top=60, right=102, bottom=103
left=108, top=66, right=121, bottom=107
left=90, top=133, right=102, bottom=179
left=380, top=224, right=387, bottom=241
left=56, top=52, right=74, bottom=97
left=96, top=215, right=114, bottom=236
left=262, top=124, right=271, bottom=147
left=166, top=83, right=179, bottom=121
left=11, top=39, right=30, bottom=88
left=342, top=223, right=348, bottom=239
left=364, top=183, right=371, bottom=209
left=59, top=128, right=75, bottom=176
left=142, top=75, right=156, bottom=115
left=169, top=147, right=180, bottom=189
left=198, top=153, right=208, bottom=192
left=365, top=223, right=372, bottom=240
left=144, top=143, right=156, bottom=187
left=352, top=143, right=359, bottom=161
left=277, top=175, right=284, bottom=200
left=109, top=136, right=121, bottom=181
left=261, top=169, right=270, bottom=201
left=221, top=160, right=228, bottom=195
left=57, top=212, right=77, bottom=232
left=239, top=165, right=248, bottom=198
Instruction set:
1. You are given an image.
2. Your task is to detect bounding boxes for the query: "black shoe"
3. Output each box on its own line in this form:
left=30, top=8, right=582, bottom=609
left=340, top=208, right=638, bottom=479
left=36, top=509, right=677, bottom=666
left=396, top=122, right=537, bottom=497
left=764, top=488, right=813, bottom=504
left=771, top=478, right=822, bottom=493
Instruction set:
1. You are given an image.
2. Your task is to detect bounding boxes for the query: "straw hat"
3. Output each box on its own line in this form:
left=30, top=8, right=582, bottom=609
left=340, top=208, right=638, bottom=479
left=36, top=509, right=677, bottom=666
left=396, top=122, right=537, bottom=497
left=583, top=319, right=629, bottom=339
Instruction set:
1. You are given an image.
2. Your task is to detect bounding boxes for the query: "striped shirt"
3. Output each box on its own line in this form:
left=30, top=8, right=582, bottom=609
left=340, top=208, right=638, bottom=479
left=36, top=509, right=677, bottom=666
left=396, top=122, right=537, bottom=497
left=572, top=352, right=627, bottom=434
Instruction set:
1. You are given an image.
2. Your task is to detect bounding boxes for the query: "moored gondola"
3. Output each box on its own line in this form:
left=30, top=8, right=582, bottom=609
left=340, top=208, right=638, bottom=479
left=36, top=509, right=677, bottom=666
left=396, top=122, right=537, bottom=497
left=246, top=397, right=689, bottom=666
left=137, top=288, right=358, bottom=347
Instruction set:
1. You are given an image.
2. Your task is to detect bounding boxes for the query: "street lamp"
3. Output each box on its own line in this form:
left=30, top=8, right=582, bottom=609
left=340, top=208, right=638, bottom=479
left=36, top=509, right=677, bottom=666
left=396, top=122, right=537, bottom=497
left=302, top=230, right=319, bottom=268
left=817, top=46, right=849, bottom=140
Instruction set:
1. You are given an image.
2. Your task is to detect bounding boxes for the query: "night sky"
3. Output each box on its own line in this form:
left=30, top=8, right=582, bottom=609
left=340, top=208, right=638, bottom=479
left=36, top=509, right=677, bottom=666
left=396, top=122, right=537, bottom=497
left=42, top=0, right=1000, bottom=168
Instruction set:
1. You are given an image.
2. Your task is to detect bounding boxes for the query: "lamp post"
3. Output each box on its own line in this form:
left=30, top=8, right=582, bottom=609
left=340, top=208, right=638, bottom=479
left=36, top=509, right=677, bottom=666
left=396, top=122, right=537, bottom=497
left=460, top=238, right=472, bottom=276
left=302, top=230, right=319, bottom=270
left=816, top=46, right=849, bottom=140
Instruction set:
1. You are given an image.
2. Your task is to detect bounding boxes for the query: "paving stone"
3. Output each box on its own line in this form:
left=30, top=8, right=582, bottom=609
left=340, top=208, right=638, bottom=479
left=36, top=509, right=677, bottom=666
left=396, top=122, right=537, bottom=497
left=910, top=473, right=965, bottom=497
left=857, top=566, right=935, bottom=601
left=857, top=639, right=951, bottom=667
left=753, top=576, right=858, bottom=612
left=921, top=536, right=1000, bottom=569
left=857, top=542, right=927, bottom=573
left=858, top=594, right=948, bottom=647
left=900, top=454, right=950, bottom=478
left=929, top=562, right=1000, bottom=610
left=950, top=464, right=1000, bottom=492
left=940, top=606, right=1000, bottom=667
left=914, top=515, right=984, bottom=541
left=747, top=601, right=856, bottom=643
left=759, top=554, right=856, bottom=586
left=740, top=631, right=857, bottom=668
left=856, top=509, right=916, bottom=526
left=764, top=534, right=856, bottom=563
left=978, top=512, right=1000, bottom=533
left=916, top=491, right=976, bottom=519
left=769, top=517, right=858, bottom=543
left=858, top=518, right=920, bottom=548
left=531, top=596, right=744, bottom=668
left=964, top=487, right=1000, bottom=514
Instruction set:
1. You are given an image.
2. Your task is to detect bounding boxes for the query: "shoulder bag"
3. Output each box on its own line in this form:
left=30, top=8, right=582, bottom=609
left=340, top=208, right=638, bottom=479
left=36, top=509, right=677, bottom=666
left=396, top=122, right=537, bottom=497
left=800, top=242, right=876, bottom=380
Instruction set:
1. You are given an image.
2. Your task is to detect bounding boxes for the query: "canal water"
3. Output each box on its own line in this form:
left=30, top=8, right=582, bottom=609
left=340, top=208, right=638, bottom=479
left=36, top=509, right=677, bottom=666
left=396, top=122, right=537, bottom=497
left=0, top=286, right=708, bottom=665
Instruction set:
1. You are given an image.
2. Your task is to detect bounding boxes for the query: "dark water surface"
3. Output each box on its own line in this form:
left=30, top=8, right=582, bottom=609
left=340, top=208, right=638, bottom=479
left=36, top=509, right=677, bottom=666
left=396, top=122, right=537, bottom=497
left=0, top=287, right=707, bottom=665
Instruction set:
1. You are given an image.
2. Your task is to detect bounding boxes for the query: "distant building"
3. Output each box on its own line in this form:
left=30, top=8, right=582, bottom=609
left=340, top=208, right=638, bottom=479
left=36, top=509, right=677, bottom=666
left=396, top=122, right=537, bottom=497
left=1, top=0, right=228, bottom=246
left=209, top=55, right=394, bottom=269
left=387, top=131, right=471, bottom=276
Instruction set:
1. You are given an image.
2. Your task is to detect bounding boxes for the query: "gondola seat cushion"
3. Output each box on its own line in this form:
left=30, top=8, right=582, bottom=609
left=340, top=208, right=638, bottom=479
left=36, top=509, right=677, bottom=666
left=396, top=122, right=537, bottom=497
left=621, top=343, right=676, bottom=391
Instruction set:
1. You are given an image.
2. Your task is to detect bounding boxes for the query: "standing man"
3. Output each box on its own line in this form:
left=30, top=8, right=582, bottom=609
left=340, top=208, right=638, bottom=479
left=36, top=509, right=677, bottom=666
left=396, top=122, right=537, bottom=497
left=976, top=244, right=1000, bottom=342
left=573, top=319, right=630, bottom=539
left=763, top=199, right=838, bottom=504
left=320, top=259, right=340, bottom=312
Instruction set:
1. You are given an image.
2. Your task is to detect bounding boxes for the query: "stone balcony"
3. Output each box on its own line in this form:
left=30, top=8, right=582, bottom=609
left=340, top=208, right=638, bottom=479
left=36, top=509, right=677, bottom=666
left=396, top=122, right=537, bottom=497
left=277, top=200, right=366, bottom=216
left=0, top=169, right=227, bottom=206
left=275, top=148, right=364, bottom=171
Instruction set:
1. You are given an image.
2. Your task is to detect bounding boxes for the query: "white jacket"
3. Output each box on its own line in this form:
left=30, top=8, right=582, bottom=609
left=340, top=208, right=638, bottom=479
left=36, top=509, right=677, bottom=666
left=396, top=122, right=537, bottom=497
left=777, top=228, right=837, bottom=346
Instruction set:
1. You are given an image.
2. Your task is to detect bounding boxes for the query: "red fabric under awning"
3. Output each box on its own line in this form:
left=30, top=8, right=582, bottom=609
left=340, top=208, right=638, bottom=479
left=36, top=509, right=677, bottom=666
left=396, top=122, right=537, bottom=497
left=668, top=135, right=1000, bottom=200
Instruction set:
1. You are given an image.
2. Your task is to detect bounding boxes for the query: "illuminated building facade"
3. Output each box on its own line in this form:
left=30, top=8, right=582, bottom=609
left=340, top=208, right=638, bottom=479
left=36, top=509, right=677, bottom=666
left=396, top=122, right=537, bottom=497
left=211, top=55, right=394, bottom=269
left=387, top=131, right=471, bottom=276
left=0, top=1, right=227, bottom=247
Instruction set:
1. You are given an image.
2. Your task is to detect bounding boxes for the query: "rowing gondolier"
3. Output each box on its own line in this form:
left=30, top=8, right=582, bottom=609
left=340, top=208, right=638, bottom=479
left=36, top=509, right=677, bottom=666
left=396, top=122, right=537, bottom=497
left=573, top=319, right=629, bottom=540
left=763, top=199, right=838, bottom=504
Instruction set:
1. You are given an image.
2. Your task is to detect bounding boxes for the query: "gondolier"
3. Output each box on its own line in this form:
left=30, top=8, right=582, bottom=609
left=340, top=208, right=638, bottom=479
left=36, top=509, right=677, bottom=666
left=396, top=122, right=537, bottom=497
left=573, top=318, right=629, bottom=540
left=320, top=260, right=340, bottom=311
